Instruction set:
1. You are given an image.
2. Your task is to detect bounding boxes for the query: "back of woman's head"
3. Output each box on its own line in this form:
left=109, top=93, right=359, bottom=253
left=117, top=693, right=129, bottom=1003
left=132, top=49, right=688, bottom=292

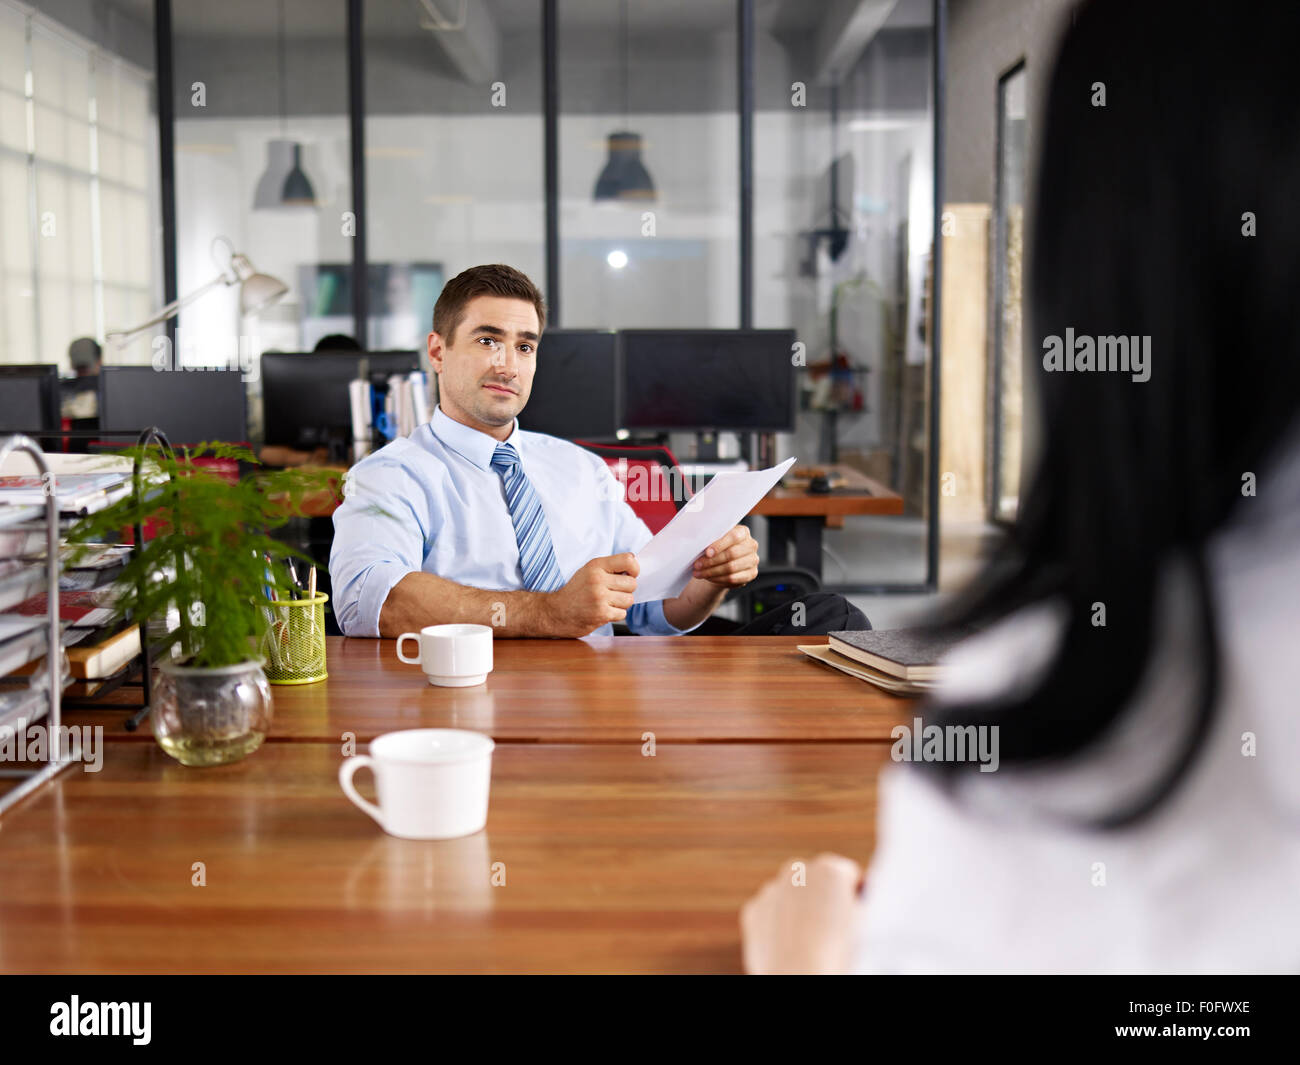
left=925, top=0, right=1300, bottom=825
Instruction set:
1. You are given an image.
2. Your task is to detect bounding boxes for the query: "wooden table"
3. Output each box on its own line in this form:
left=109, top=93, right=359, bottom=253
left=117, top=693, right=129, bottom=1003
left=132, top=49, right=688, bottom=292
left=4, top=636, right=913, bottom=973
left=66, top=637, right=911, bottom=744
left=0, top=741, right=887, bottom=973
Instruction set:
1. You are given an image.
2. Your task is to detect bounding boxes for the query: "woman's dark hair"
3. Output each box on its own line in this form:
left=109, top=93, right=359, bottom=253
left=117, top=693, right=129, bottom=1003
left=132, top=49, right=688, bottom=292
left=923, top=0, right=1300, bottom=826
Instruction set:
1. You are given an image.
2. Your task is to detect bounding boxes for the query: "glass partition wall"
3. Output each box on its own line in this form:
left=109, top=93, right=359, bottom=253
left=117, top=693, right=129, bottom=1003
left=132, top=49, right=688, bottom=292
left=6, top=0, right=944, bottom=591
left=558, top=0, right=739, bottom=330
left=1, top=0, right=160, bottom=370
left=754, top=0, right=938, bottom=587
left=170, top=0, right=352, bottom=367
left=364, top=0, right=545, bottom=352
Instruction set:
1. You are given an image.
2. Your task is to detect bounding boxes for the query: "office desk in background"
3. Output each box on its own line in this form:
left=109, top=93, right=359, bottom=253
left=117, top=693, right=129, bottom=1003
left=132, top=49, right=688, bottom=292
left=10, top=636, right=910, bottom=974
left=756, top=464, right=904, bottom=579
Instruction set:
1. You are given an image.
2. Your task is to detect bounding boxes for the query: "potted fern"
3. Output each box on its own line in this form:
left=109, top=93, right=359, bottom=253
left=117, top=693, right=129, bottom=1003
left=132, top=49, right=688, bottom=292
left=68, top=444, right=339, bottom=767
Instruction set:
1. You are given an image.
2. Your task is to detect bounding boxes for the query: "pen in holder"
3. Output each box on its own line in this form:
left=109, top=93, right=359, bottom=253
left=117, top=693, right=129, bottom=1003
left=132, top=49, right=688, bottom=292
left=259, top=592, right=329, bottom=685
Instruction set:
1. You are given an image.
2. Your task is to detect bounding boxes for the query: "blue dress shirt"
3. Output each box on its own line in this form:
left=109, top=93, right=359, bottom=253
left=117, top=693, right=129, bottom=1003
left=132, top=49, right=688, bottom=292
left=329, top=405, right=699, bottom=638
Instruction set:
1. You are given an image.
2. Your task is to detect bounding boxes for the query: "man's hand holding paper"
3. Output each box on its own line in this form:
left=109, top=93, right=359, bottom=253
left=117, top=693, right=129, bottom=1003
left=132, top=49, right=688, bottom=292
left=691, top=525, right=760, bottom=589
left=630, top=458, right=795, bottom=603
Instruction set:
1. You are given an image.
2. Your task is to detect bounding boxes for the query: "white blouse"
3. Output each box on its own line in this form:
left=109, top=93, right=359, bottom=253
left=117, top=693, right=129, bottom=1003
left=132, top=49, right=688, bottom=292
left=851, top=440, right=1300, bottom=974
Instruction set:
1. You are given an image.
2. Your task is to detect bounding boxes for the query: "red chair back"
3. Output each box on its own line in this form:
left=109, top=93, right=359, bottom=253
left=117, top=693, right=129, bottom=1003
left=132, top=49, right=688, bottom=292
left=118, top=454, right=242, bottom=543
left=575, top=442, right=689, bottom=535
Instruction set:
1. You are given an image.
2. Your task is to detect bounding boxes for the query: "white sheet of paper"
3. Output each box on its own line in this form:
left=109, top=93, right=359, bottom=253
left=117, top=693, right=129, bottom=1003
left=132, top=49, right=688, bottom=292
left=632, top=457, right=796, bottom=604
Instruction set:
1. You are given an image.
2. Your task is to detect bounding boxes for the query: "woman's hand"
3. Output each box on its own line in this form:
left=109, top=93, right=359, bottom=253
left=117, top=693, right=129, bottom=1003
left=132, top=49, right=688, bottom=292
left=740, top=853, right=864, bottom=974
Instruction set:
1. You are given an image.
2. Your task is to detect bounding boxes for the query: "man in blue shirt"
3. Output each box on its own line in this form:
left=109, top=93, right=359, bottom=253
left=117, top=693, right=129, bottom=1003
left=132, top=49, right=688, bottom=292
left=330, top=263, right=761, bottom=638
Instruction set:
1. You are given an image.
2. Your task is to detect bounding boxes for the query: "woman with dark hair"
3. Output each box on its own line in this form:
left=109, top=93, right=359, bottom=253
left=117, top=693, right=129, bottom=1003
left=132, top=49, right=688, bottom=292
left=741, top=0, right=1300, bottom=973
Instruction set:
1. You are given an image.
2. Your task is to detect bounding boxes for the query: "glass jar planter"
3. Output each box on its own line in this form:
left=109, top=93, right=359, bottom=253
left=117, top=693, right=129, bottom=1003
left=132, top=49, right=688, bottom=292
left=152, top=659, right=273, bottom=767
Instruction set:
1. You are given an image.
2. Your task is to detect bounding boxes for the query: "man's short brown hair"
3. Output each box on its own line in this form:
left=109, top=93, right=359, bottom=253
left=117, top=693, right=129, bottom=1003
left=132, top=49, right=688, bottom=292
left=432, top=264, right=547, bottom=345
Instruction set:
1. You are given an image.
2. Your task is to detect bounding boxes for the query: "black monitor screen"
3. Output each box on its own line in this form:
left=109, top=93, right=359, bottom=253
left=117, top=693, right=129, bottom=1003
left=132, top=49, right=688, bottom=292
left=521, top=330, right=619, bottom=440
left=261, top=353, right=357, bottom=449
left=99, top=367, right=248, bottom=444
left=363, top=351, right=422, bottom=382
left=620, top=330, right=797, bottom=432
left=260, top=351, right=420, bottom=448
left=0, top=366, right=60, bottom=433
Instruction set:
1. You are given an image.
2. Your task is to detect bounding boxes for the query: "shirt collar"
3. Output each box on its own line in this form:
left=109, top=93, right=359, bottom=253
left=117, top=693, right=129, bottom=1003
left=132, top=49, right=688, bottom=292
left=431, top=404, right=520, bottom=471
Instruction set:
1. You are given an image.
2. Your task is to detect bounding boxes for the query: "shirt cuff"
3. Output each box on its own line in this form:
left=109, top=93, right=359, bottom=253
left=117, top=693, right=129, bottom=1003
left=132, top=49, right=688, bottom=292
left=351, top=561, right=417, bottom=638
left=626, top=597, right=702, bottom=636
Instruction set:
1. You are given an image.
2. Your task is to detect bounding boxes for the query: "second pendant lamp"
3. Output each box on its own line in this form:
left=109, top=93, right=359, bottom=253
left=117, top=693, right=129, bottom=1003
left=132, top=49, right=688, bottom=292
left=253, top=0, right=317, bottom=210
left=594, top=0, right=656, bottom=203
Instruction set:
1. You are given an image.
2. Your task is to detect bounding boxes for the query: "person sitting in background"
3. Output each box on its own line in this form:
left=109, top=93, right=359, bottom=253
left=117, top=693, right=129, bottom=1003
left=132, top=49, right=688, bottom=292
left=741, top=0, right=1300, bottom=973
left=60, top=337, right=101, bottom=420
left=313, top=333, right=362, bottom=352
left=330, top=263, right=869, bottom=639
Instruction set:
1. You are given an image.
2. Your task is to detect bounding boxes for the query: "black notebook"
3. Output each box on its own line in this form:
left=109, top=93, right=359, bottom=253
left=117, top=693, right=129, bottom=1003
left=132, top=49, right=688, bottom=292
left=827, top=627, right=974, bottom=681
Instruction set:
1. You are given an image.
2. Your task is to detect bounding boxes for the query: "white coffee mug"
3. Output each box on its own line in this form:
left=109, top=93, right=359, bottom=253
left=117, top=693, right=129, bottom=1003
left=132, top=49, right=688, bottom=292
left=339, top=728, right=494, bottom=840
left=396, top=623, right=493, bottom=686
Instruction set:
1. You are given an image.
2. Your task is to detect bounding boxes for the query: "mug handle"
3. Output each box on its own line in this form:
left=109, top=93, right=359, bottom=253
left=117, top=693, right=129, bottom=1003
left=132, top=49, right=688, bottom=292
left=396, top=632, right=422, bottom=664
left=339, top=756, right=384, bottom=826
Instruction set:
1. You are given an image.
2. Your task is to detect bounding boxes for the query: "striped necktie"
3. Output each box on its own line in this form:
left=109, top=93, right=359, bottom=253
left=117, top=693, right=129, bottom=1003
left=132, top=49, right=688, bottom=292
left=490, top=442, right=566, bottom=592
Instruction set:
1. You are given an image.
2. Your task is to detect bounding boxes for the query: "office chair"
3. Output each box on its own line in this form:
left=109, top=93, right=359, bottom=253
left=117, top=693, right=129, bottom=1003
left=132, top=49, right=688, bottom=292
left=725, top=565, right=822, bottom=622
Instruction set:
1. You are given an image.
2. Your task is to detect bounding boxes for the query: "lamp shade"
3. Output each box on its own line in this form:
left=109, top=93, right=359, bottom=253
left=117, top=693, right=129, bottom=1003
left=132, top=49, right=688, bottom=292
left=254, top=139, right=293, bottom=209
left=254, top=138, right=316, bottom=209
left=104, top=240, right=288, bottom=344
left=593, top=131, right=656, bottom=202
left=281, top=143, right=316, bottom=205
left=229, top=253, right=289, bottom=316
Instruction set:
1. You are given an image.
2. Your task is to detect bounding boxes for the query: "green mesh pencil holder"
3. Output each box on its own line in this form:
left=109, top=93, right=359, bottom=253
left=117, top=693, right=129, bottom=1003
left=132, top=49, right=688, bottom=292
left=259, top=593, right=329, bottom=685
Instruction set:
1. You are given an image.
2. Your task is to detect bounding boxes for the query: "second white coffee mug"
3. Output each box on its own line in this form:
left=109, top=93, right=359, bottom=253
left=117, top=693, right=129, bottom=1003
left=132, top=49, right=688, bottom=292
left=396, top=623, right=493, bottom=686
left=339, top=728, right=494, bottom=840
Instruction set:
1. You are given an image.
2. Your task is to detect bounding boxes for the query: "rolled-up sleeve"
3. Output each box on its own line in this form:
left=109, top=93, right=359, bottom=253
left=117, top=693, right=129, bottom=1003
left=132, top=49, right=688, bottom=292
left=595, top=455, right=702, bottom=636
left=626, top=597, right=699, bottom=635
left=329, top=454, right=431, bottom=637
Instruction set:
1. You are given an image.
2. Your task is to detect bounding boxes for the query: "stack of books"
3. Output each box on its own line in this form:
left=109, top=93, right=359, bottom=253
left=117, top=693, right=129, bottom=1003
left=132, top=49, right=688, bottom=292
left=0, top=613, right=48, bottom=678
left=0, top=471, right=132, bottom=515
left=10, top=562, right=138, bottom=698
left=0, top=469, right=137, bottom=701
left=798, top=627, right=973, bottom=696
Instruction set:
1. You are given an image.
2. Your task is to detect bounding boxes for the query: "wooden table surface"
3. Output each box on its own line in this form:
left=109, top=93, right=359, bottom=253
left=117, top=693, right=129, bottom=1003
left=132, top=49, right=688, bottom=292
left=65, top=636, right=913, bottom=744
left=756, top=464, right=904, bottom=520
left=0, top=740, right=889, bottom=973
left=6, top=634, right=917, bottom=973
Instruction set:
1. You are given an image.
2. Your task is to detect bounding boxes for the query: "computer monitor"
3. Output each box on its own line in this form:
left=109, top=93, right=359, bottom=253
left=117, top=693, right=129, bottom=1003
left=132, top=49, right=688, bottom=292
left=99, top=366, right=248, bottom=445
left=260, top=351, right=421, bottom=449
left=520, top=330, right=619, bottom=440
left=0, top=365, right=62, bottom=444
left=619, top=329, right=797, bottom=433
left=362, top=350, right=422, bottom=385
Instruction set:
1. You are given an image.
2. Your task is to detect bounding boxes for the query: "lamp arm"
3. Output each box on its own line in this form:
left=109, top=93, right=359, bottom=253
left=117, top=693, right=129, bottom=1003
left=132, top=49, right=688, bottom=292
left=105, top=272, right=232, bottom=344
